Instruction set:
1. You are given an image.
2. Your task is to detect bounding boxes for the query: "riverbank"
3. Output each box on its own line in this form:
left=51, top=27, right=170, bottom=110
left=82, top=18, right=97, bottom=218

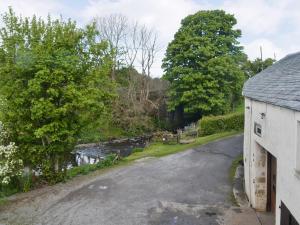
left=124, top=130, right=242, bottom=161
left=63, top=130, right=243, bottom=182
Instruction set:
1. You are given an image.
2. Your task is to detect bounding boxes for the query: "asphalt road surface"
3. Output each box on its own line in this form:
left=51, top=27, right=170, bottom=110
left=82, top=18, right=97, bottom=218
left=0, top=134, right=243, bottom=225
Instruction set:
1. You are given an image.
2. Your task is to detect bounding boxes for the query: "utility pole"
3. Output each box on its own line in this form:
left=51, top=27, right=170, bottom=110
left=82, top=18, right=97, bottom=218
left=260, top=46, right=263, bottom=71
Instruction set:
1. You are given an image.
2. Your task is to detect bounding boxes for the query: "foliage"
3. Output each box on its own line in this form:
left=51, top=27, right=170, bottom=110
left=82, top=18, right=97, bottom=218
left=112, top=67, right=168, bottom=135
left=0, top=8, right=115, bottom=182
left=199, top=112, right=244, bottom=136
left=233, top=102, right=244, bottom=113
left=162, top=10, right=246, bottom=117
left=79, top=122, right=125, bottom=143
left=66, top=154, right=118, bottom=179
left=244, top=58, right=276, bottom=78
left=0, top=122, right=23, bottom=185
left=21, top=173, right=34, bottom=192
left=95, top=14, right=168, bottom=135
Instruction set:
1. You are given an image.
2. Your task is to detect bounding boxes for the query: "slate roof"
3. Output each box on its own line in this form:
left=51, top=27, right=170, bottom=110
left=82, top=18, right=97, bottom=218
left=243, top=52, right=300, bottom=111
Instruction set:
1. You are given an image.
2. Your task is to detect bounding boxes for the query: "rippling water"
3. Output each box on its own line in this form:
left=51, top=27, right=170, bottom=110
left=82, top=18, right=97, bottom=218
left=70, top=137, right=149, bottom=166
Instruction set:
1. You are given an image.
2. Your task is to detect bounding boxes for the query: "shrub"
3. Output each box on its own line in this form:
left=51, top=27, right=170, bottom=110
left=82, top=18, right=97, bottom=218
left=199, top=112, right=244, bottom=136
left=0, top=122, right=23, bottom=185
left=66, top=154, right=118, bottom=179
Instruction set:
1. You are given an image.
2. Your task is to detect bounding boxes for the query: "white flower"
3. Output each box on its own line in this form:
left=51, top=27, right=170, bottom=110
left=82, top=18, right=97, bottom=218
left=0, top=122, right=23, bottom=185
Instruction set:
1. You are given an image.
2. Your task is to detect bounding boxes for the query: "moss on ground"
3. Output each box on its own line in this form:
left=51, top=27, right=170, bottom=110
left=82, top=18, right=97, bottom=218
left=228, top=153, right=243, bottom=206
left=229, top=154, right=243, bottom=183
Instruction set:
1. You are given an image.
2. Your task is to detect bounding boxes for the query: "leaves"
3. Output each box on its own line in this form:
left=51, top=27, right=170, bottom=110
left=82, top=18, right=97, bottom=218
left=244, top=57, right=275, bottom=78
left=0, top=8, right=114, bottom=181
left=162, top=10, right=246, bottom=117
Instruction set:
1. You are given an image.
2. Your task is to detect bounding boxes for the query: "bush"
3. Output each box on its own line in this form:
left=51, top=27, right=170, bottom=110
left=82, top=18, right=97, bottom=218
left=66, top=154, right=118, bottom=179
left=0, top=122, right=23, bottom=185
left=199, top=112, right=244, bottom=136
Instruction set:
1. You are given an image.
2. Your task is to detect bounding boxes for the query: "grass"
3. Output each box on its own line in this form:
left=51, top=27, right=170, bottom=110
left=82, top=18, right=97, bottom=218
left=233, top=102, right=244, bottom=113
left=79, top=125, right=126, bottom=143
left=229, top=153, right=243, bottom=182
left=0, top=198, right=7, bottom=206
left=81, top=130, right=243, bottom=177
left=228, top=153, right=243, bottom=205
left=0, top=186, right=19, bottom=199
left=66, top=154, right=117, bottom=180
left=124, top=130, right=242, bottom=162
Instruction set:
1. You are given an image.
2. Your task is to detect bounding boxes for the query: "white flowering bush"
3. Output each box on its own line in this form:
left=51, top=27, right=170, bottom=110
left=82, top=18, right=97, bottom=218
left=0, top=122, right=23, bottom=185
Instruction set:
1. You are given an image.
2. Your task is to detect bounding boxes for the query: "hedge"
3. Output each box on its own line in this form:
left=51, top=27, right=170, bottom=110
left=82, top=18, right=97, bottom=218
left=199, top=112, right=244, bottom=136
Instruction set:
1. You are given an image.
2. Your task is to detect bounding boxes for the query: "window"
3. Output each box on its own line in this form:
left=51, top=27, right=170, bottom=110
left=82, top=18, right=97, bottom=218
left=254, top=122, right=262, bottom=137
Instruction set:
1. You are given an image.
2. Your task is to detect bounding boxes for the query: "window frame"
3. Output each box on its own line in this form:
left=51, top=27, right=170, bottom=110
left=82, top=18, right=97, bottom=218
left=254, top=122, right=262, bottom=137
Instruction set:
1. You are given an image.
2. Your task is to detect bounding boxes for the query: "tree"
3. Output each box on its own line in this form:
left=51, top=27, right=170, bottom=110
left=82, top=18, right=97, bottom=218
left=95, top=14, right=128, bottom=80
left=245, top=58, right=276, bottom=78
left=95, top=15, right=159, bottom=101
left=95, top=14, right=162, bottom=134
left=162, top=10, right=246, bottom=120
left=0, top=8, right=114, bottom=182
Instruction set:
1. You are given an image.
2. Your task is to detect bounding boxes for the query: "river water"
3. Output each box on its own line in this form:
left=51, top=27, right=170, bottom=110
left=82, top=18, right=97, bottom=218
left=70, top=136, right=150, bottom=166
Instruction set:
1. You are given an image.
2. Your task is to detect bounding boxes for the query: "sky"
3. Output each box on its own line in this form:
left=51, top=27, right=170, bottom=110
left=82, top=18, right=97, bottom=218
left=1, top=0, right=300, bottom=77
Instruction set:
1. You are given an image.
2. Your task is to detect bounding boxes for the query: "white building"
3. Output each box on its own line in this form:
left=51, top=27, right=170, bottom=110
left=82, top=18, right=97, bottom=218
left=243, top=52, right=300, bottom=225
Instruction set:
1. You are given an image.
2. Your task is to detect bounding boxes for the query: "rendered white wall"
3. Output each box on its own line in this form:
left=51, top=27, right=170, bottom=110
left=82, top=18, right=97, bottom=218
left=243, top=98, right=251, bottom=203
left=244, top=97, right=300, bottom=225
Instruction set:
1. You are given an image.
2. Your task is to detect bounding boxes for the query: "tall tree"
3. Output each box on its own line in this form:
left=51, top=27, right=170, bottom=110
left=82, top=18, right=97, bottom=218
left=162, top=10, right=246, bottom=119
left=0, top=8, right=114, bottom=182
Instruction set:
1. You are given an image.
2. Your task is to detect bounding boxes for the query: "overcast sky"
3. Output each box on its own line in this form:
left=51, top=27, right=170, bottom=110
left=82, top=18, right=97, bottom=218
left=1, top=0, right=300, bottom=77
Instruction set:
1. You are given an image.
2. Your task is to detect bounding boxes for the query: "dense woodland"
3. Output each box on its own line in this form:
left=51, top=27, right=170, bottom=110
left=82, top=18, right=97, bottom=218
left=0, top=8, right=274, bottom=185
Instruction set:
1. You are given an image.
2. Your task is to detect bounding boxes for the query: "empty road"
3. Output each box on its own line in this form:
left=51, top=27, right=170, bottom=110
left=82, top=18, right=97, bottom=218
left=0, top=134, right=243, bottom=225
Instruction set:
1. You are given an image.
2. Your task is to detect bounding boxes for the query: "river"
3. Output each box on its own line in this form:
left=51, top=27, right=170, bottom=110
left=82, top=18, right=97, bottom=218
left=70, top=136, right=151, bottom=166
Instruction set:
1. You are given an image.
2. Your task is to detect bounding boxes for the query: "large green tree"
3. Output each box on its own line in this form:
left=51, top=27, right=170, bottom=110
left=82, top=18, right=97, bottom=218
left=162, top=10, right=246, bottom=118
left=0, top=8, right=114, bottom=182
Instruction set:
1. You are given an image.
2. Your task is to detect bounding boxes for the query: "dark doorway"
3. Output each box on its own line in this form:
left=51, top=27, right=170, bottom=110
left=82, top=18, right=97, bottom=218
left=280, top=202, right=299, bottom=225
left=267, top=152, right=277, bottom=213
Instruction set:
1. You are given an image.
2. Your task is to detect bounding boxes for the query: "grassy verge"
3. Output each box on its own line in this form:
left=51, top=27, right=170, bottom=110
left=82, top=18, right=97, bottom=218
left=229, top=154, right=243, bottom=183
left=66, top=154, right=118, bottom=180
left=68, top=130, right=242, bottom=179
left=124, top=130, right=242, bottom=162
